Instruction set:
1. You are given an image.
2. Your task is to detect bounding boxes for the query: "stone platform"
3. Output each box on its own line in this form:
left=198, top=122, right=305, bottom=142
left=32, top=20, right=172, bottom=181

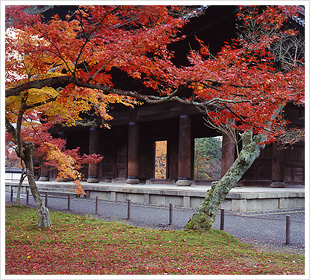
left=5, top=179, right=305, bottom=212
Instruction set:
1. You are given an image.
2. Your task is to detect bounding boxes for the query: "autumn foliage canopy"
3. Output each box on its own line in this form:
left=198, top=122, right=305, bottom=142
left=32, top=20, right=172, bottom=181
left=5, top=5, right=305, bottom=192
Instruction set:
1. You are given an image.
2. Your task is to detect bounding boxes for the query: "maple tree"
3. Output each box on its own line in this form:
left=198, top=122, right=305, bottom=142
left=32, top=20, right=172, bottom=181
left=5, top=5, right=304, bottom=230
left=183, top=6, right=305, bottom=230
left=5, top=120, right=103, bottom=191
left=5, top=5, right=196, bottom=228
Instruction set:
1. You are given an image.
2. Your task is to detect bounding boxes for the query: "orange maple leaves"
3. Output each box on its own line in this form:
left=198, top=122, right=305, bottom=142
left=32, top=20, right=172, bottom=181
left=5, top=5, right=191, bottom=195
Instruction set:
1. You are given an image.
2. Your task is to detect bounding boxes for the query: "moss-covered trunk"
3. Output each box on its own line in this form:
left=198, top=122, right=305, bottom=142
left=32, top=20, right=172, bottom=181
left=185, top=131, right=264, bottom=231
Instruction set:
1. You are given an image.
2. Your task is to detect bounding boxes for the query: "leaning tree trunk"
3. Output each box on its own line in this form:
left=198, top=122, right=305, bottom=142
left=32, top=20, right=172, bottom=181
left=23, top=142, right=52, bottom=228
left=184, top=131, right=264, bottom=231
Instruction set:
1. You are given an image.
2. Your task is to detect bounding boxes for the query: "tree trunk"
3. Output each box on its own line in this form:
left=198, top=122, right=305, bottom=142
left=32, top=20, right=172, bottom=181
left=23, top=142, right=52, bottom=228
left=16, top=162, right=26, bottom=206
left=184, top=131, right=264, bottom=231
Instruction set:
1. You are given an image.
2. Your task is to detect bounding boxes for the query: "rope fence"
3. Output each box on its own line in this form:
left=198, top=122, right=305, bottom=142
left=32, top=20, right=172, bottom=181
left=8, top=188, right=305, bottom=245
left=227, top=211, right=305, bottom=224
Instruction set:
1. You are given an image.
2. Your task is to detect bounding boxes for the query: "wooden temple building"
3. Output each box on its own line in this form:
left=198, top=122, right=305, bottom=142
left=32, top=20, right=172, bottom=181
left=39, top=6, right=305, bottom=188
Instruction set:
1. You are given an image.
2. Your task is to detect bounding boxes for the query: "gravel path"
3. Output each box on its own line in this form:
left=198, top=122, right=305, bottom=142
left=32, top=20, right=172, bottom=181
left=6, top=192, right=305, bottom=255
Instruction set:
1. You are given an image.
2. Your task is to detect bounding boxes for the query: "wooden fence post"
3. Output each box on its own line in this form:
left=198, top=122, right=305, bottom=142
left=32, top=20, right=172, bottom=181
left=169, top=204, right=173, bottom=225
left=26, top=190, right=29, bottom=205
left=45, top=193, right=48, bottom=207
left=95, top=196, right=98, bottom=214
left=286, top=215, right=291, bottom=244
left=68, top=194, right=70, bottom=211
left=127, top=200, right=131, bottom=220
left=220, top=209, right=225, bottom=230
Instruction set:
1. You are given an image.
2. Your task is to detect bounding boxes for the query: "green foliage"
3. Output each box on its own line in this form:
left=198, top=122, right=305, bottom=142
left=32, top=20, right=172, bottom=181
left=195, top=137, right=222, bottom=160
left=5, top=205, right=304, bottom=275
left=194, top=137, right=222, bottom=179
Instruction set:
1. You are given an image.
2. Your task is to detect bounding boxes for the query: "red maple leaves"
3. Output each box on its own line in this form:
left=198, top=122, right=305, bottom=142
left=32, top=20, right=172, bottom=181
left=5, top=5, right=304, bottom=191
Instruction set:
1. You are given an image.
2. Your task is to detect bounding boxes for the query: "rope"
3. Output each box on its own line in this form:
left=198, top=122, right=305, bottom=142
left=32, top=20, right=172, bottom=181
left=6, top=190, right=305, bottom=224
left=223, top=212, right=305, bottom=223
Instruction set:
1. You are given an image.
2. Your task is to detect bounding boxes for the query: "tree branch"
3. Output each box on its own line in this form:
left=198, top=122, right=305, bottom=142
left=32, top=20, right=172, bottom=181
left=15, top=96, right=28, bottom=158
left=74, top=6, right=120, bottom=77
left=202, top=79, right=251, bottom=89
left=6, top=75, right=254, bottom=110
left=5, top=117, right=17, bottom=143
left=6, top=76, right=70, bottom=97
left=24, top=95, right=59, bottom=109
left=223, top=104, right=272, bottom=134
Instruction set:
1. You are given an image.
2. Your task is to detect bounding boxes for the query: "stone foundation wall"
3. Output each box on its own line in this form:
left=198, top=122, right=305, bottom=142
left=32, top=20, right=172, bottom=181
left=6, top=182, right=304, bottom=213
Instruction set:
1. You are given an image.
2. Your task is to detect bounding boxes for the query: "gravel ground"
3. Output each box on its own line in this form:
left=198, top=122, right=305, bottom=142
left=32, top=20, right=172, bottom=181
left=6, top=192, right=305, bottom=255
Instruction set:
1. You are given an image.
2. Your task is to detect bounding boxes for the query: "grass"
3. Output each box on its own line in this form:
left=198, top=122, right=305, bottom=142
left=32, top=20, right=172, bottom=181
left=5, top=204, right=305, bottom=275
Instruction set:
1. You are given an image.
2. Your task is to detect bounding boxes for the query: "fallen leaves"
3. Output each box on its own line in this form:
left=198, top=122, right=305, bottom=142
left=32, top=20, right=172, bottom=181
left=5, top=205, right=305, bottom=275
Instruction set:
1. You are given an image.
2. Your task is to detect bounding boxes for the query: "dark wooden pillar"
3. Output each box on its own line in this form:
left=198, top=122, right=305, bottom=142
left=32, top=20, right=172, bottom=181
left=270, top=143, right=285, bottom=187
left=176, top=115, right=192, bottom=186
left=127, top=122, right=140, bottom=184
left=87, top=127, right=100, bottom=183
left=221, top=133, right=236, bottom=177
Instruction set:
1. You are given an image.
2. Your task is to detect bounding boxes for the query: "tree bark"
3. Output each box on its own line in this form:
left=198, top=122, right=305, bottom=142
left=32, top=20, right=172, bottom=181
left=23, top=142, right=52, bottom=228
left=16, top=161, right=26, bottom=206
left=6, top=104, right=52, bottom=228
left=184, top=131, right=264, bottom=231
